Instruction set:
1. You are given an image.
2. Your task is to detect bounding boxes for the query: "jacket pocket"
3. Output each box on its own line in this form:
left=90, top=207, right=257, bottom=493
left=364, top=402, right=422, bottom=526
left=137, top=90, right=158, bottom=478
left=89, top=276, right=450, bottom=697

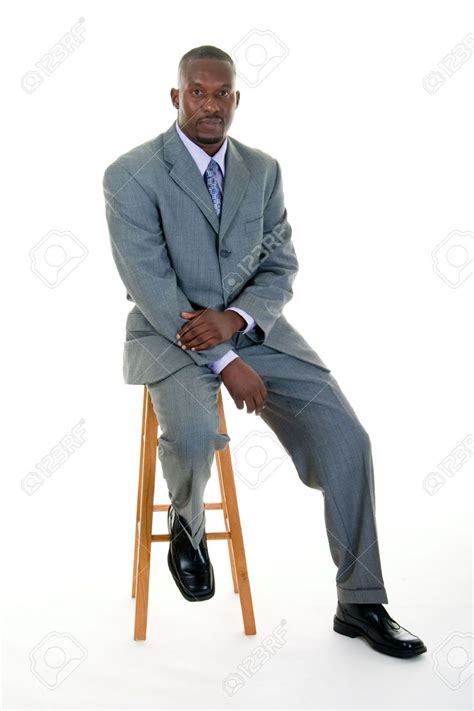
left=245, top=215, right=264, bottom=233
left=125, top=312, right=157, bottom=340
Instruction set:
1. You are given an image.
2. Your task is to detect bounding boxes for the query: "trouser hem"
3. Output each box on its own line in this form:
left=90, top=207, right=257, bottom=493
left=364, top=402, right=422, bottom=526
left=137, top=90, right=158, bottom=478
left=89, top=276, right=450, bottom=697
left=337, top=586, right=388, bottom=604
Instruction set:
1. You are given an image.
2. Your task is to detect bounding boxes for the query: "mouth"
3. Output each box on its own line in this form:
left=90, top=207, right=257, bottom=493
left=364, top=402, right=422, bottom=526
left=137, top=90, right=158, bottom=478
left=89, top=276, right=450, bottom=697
left=198, top=118, right=223, bottom=127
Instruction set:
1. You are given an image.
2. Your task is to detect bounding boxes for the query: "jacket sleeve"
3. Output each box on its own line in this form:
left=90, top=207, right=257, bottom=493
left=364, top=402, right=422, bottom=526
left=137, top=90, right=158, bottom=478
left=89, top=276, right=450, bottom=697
left=227, top=159, right=299, bottom=343
left=103, top=161, right=234, bottom=366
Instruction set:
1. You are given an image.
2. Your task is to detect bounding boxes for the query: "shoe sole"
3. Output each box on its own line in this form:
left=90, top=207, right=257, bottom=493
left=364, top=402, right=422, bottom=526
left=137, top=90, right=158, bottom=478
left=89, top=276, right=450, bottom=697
left=167, top=548, right=215, bottom=602
left=333, top=615, right=427, bottom=658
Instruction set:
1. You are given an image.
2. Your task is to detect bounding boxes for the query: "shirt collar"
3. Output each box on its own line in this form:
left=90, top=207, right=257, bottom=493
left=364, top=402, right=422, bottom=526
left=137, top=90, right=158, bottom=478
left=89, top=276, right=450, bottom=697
left=175, top=120, right=227, bottom=177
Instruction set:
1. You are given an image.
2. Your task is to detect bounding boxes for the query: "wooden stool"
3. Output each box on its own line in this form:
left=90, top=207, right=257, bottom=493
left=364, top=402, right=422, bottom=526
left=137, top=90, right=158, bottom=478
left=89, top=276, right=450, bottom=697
left=131, top=385, right=257, bottom=640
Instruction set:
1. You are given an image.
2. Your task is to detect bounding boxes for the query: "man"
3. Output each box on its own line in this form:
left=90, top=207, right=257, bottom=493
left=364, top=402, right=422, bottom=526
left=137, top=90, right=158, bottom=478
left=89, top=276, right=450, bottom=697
left=103, top=45, right=426, bottom=658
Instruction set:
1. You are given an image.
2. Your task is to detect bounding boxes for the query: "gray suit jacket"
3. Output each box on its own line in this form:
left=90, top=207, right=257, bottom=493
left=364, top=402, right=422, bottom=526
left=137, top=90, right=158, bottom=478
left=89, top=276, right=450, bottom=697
left=102, top=121, right=329, bottom=384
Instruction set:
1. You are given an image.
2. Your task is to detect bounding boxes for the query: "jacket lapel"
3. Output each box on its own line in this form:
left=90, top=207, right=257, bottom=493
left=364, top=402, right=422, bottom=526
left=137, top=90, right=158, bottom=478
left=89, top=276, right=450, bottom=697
left=162, top=122, right=250, bottom=243
left=219, top=138, right=251, bottom=242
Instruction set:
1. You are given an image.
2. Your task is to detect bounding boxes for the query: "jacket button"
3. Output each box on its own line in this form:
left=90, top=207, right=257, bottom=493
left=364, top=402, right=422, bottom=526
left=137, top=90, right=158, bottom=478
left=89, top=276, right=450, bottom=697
left=220, top=249, right=231, bottom=257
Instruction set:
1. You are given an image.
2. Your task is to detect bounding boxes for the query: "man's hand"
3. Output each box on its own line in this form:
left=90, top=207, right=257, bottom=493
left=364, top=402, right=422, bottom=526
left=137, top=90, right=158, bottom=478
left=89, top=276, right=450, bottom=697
left=220, top=359, right=268, bottom=414
left=176, top=309, right=245, bottom=351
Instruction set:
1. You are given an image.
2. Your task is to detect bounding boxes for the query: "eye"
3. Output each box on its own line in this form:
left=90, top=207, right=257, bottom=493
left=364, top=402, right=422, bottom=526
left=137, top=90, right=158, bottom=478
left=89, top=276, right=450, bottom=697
left=220, top=90, right=230, bottom=96
left=192, top=88, right=202, bottom=96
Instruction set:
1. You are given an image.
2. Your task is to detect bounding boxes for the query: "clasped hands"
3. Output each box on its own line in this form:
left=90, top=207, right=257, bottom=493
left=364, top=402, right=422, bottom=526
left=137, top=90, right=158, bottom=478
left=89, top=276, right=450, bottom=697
left=176, top=308, right=245, bottom=351
left=176, top=308, right=268, bottom=415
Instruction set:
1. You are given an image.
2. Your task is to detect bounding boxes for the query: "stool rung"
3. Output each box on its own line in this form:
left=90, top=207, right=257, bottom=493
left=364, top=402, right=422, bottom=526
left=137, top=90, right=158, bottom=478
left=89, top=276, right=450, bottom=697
left=151, top=531, right=231, bottom=543
left=153, top=502, right=224, bottom=512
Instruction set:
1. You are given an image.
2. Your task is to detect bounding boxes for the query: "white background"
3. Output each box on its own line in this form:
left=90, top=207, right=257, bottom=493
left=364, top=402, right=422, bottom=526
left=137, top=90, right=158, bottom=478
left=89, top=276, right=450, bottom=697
left=2, top=0, right=473, bottom=708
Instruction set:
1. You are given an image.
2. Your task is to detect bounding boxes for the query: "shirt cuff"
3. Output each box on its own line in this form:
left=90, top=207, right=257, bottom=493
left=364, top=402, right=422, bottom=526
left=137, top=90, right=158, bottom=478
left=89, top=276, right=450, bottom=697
left=226, top=307, right=255, bottom=334
left=207, top=349, right=240, bottom=374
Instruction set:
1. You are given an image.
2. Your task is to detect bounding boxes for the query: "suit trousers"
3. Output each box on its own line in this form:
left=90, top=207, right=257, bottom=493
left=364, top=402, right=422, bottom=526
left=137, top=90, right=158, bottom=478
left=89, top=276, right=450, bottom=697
left=146, top=331, right=389, bottom=604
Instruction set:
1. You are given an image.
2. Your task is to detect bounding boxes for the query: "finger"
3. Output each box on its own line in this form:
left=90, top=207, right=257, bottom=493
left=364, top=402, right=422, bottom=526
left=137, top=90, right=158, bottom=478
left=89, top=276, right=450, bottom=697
left=177, top=311, right=207, bottom=336
left=178, top=319, right=207, bottom=339
left=181, top=332, right=217, bottom=351
left=188, top=339, right=217, bottom=351
left=178, top=326, right=213, bottom=346
left=256, top=388, right=267, bottom=415
left=246, top=394, right=257, bottom=414
left=234, top=397, right=245, bottom=410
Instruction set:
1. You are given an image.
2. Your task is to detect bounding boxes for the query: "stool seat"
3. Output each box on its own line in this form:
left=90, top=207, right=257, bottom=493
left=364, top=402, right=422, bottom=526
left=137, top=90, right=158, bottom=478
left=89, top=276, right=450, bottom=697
left=131, top=386, right=257, bottom=640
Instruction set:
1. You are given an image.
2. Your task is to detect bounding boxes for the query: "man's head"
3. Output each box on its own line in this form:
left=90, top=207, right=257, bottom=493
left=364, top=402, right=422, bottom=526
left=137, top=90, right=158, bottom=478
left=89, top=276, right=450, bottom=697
left=170, top=45, right=240, bottom=155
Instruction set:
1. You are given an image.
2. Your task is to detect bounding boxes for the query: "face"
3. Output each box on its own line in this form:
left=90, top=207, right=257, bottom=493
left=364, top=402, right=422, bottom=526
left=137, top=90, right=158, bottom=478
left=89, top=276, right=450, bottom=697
left=170, top=58, right=240, bottom=155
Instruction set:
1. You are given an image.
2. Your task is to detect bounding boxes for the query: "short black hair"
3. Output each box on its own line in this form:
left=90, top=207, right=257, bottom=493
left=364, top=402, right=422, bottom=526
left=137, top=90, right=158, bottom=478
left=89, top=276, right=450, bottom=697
left=178, top=45, right=236, bottom=84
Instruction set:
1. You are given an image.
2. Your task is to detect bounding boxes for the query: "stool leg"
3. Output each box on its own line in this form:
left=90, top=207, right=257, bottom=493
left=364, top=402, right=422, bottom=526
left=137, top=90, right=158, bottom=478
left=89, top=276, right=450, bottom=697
left=215, top=412, right=239, bottom=594
left=217, top=456, right=239, bottom=594
left=134, top=388, right=158, bottom=641
left=132, top=386, right=148, bottom=599
left=216, top=390, right=257, bottom=635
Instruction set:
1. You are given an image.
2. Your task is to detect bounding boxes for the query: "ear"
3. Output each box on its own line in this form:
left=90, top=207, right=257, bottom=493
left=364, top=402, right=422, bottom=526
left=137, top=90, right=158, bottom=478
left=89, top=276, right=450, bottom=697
left=170, top=88, right=179, bottom=109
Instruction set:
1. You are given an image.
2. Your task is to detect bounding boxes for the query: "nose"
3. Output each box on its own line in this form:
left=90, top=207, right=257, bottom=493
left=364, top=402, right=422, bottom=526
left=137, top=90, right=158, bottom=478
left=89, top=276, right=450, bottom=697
left=203, top=96, right=219, bottom=113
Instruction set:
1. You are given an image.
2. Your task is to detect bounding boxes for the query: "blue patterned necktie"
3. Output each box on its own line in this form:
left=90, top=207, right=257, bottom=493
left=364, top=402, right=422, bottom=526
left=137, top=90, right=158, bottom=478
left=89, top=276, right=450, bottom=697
left=204, top=158, right=222, bottom=217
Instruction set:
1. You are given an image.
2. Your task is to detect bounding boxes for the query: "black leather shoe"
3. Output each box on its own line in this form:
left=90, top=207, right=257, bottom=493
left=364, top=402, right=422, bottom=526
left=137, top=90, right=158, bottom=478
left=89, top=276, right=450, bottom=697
left=333, top=602, right=427, bottom=658
left=167, top=505, right=215, bottom=602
